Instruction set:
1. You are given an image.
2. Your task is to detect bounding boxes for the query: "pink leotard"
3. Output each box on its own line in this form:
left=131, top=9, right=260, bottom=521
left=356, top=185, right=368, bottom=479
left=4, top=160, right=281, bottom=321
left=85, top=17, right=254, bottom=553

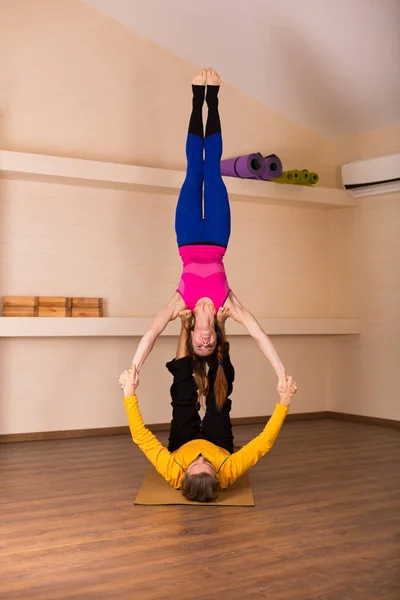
left=177, top=245, right=231, bottom=311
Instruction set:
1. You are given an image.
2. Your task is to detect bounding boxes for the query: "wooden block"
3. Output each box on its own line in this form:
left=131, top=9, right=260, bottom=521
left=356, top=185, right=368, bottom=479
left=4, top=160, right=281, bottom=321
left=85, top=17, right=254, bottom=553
left=38, top=296, right=71, bottom=308
left=38, top=306, right=71, bottom=317
left=71, top=297, right=103, bottom=309
left=3, top=296, right=38, bottom=308
left=3, top=306, right=37, bottom=317
left=71, top=307, right=103, bottom=318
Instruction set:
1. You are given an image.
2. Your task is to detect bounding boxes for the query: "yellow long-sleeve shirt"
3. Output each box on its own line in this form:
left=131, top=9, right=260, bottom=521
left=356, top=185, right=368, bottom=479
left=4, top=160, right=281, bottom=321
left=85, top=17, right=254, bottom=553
left=124, top=396, right=289, bottom=489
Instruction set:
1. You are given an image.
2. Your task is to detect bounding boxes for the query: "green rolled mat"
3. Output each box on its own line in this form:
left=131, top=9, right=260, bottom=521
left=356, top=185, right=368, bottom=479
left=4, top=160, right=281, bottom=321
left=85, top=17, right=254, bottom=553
left=300, top=171, right=320, bottom=186
left=300, top=169, right=311, bottom=184
left=271, top=170, right=301, bottom=184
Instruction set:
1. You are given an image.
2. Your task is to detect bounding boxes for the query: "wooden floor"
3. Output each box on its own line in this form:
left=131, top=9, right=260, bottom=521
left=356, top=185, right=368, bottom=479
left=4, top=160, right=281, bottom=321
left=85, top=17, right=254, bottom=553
left=1, top=419, right=399, bottom=600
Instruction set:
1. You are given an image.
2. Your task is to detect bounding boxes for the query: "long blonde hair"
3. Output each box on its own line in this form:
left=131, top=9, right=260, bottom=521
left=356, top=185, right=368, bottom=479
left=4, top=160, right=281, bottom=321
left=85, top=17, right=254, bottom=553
left=186, top=315, right=228, bottom=410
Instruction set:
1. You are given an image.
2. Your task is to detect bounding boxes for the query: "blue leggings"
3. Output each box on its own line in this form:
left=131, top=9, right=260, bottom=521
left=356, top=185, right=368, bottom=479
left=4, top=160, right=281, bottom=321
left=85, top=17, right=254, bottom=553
left=175, top=132, right=231, bottom=248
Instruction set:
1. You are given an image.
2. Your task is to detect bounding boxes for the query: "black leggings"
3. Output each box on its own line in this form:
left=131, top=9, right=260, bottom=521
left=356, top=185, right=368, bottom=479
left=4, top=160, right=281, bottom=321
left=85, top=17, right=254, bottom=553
left=166, top=355, right=235, bottom=454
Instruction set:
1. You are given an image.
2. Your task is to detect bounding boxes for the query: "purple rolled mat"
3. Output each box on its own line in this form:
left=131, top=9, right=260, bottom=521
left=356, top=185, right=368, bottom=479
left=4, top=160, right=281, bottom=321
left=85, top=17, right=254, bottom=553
left=220, top=153, right=265, bottom=178
left=251, top=154, right=283, bottom=180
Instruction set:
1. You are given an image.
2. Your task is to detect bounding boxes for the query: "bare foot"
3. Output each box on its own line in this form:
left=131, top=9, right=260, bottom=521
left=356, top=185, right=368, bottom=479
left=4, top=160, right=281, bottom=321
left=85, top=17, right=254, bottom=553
left=207, top=67, right=221, bottom=86
left=193, top=68, right=207, bottom=86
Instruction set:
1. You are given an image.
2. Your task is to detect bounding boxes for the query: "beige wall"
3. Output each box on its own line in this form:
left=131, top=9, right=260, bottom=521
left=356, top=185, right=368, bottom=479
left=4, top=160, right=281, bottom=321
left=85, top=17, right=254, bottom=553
left=0, top=176, right=331, bottom=434
left=0, top=0, right=332, bottom=183
left=0, top=179, right=331, bottom=320
left=0, top=335, right=330, bottom=434
left=0, top=0, right=335, bottom=435
left=1, top=0, right=398, bottom=435
left=328, top=127, right=400, bottom=421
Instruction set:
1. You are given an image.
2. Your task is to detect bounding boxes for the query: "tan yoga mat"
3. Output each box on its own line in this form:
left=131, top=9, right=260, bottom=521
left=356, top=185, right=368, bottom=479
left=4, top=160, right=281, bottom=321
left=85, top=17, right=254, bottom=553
left=135, top=467, right=255, bottom=506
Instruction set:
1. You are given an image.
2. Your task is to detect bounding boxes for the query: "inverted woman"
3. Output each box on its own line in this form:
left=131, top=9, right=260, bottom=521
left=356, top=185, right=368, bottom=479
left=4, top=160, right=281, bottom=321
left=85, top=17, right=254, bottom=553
left=132, top=68, right=288, bottom=404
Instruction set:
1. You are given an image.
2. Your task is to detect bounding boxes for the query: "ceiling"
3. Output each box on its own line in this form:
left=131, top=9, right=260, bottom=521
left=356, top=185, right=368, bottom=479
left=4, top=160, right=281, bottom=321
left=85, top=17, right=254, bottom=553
left=82, top=0, right=400, bottom=137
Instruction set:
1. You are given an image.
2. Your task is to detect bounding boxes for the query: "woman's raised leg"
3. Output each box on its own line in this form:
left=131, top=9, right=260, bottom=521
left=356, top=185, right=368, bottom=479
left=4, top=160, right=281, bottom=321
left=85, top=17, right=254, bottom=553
left=166, top=356, right=202, bottom=453
left=202, top=68, right=231, bottom=248
left=175, top=70, right=207, bottom=247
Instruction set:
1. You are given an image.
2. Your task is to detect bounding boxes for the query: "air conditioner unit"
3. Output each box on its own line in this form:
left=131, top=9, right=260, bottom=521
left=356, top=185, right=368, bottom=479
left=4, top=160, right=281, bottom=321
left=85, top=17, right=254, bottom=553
left=341, top=153, right=400, bottom=197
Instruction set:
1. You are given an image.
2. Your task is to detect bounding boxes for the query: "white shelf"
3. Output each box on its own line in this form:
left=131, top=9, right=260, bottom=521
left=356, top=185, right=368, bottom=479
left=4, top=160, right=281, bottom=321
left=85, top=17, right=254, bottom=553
left=0, top=150, right=357, bottom=209
left=0, top=317, right=360, bottom=338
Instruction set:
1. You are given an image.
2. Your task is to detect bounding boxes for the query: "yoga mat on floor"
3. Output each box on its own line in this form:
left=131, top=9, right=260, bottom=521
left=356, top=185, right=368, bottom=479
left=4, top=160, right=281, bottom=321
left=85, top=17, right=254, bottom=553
left=272, top=170, right=301, bottom=184
left=250, top=154, right=283, bottom=180
left=134, top=467, right=254, bottom=506
left=220, top=153, right=265, bottom=179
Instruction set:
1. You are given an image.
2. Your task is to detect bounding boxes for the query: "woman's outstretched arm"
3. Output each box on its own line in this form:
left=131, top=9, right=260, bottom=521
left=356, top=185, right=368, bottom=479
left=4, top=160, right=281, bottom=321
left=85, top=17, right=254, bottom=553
left=119, top=367, right=181, bottom=488
left=221, top=376, right=297, bottom=487
left=225, top=292, right=287, bottom=391
left=132, top=292, right=184, bottom=372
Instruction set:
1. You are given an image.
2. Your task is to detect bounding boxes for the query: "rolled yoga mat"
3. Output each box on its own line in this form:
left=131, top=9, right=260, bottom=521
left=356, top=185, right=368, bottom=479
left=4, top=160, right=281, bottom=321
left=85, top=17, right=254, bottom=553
left=298, top=170, right=320, bottom=185
left=250, top=154, right=283, bottom=180
left=271, top=170, right=301, bottom=184
left=220, top=153, right=265, bottom=178
left=300, top=169, right=311, bottom=184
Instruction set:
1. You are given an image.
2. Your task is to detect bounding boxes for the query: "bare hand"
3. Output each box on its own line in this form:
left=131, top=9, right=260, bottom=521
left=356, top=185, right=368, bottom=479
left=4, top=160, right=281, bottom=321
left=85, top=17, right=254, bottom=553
left=217, top=306, right=230, bottom=325
left=179, top=309, right=193, bottom=330
left=279, top=376, right=298, bottom=407
left=119, top=366, right=139, bottom=397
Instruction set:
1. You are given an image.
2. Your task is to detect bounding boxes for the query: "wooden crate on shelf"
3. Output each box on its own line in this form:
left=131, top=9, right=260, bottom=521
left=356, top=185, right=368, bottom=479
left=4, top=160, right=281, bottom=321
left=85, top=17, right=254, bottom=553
left=2, top=306, right=37, bottom=317
left=2, top=296, right=38, bottom=317
left=37, top=297, right=71, bottom=317
left=71, top=298, right=103, bottom=317
left=71, top=297, right=103, bottom=308
left=71, top=307, right=103, bottom=318
left=38, top=296, right=71, bottom=308
left=2, top=296, right=104, bottom=317
left=3, top=296, right=38, bottom=308
left=38, top=306, right=71, bottom=317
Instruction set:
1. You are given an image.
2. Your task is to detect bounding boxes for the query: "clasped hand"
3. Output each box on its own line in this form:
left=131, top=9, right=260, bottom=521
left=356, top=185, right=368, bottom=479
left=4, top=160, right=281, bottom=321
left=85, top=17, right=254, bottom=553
left=119, top=365, right=139, bottom=397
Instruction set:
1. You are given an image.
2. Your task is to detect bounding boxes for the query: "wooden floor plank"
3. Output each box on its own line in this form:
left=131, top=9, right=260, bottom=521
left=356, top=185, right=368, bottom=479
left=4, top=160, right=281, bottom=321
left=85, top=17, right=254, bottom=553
left=1, top=419, right=399, bottom=600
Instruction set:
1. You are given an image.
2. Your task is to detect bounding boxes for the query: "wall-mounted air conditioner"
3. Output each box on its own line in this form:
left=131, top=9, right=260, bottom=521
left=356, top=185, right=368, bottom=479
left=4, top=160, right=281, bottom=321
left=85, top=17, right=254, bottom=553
left=342, top=153, right=400, bottom=197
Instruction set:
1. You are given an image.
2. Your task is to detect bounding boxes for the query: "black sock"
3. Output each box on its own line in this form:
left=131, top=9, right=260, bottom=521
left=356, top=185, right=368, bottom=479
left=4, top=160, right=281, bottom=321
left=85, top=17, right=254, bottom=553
left=188, top=85, right=205, bottom=138
left=205, top=86, right=221, bottom=137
